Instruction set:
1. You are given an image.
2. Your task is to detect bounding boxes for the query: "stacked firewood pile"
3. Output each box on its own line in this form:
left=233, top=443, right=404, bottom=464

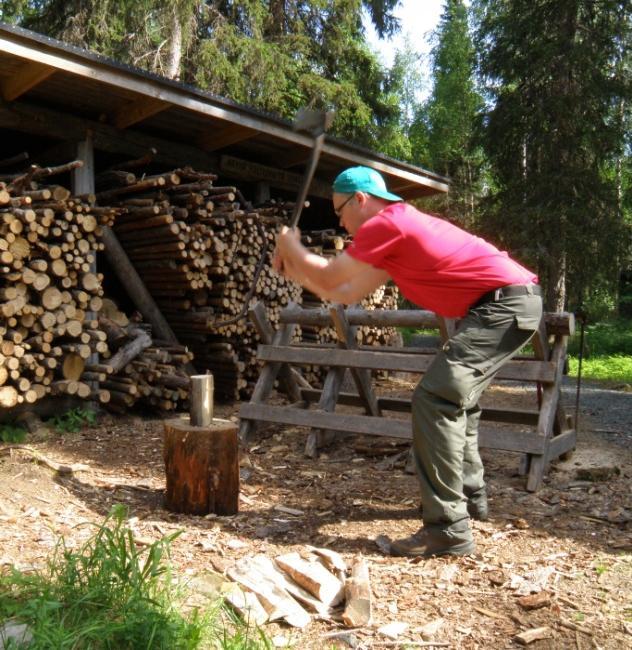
left=95, top=167, right=305, bottom=400
left=0, top=157, right=194, bottom=412
left=299, top=229, right=401, bottom=387
left=0, top=161, right=117, bottom=408
left=95, top=165, right=402, bottom=399
left=94, top=302, right=192, bottom=413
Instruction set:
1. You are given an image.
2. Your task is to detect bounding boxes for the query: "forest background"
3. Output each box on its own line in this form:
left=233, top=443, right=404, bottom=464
left=0, top=0, right=630, bottom=318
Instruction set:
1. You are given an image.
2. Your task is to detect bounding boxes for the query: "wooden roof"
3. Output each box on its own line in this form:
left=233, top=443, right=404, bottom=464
left=0, top=23, right=448, bottom=200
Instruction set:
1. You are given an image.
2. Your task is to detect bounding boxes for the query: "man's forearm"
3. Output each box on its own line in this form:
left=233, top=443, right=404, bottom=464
left=283, top=256, right=367, bottom=304
left=284, top=243, right=335, bottom=288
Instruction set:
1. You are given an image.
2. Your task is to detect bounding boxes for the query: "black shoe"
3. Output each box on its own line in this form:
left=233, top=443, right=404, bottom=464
left=389, top=526, right=475, bottom=558
left=418, top=490, right=489, bottom=522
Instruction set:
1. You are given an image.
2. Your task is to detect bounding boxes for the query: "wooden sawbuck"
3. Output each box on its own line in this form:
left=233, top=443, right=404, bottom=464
left=239, top=301, right=577, bottom=492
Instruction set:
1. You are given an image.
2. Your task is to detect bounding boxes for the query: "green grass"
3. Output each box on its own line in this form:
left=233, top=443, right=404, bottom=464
left=48, top=407, right=97, bottom=434
left=0, top=505, right=273, bottom=649
left=567, top=319, right=632, bottom=384
left=400, top=318, right=632, bottom=384
left=0, top=423, right=27, bottom=443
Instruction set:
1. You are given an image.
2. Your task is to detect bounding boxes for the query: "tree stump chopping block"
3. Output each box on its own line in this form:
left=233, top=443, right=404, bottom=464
left=163, top=417, right=239, bottom=515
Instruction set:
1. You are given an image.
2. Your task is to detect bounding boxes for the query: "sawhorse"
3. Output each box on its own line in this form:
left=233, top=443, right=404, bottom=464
left=239, top=302, right=576, bottom=491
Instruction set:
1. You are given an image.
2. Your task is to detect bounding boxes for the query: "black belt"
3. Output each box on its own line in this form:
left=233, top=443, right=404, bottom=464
left=472, top=284, right=541, bottom=309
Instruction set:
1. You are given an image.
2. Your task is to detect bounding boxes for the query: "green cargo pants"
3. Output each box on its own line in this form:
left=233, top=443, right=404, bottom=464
left=411, top=291, right=543, bottom=533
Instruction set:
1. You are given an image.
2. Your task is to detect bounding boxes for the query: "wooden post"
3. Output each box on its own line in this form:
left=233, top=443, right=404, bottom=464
left=101, top=226, right=185, bottom=348
left=72, top=133, right=99, bottom=376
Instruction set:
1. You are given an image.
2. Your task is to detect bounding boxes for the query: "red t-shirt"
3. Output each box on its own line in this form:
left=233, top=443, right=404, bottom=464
left=346, top=203, right=538, bottom=318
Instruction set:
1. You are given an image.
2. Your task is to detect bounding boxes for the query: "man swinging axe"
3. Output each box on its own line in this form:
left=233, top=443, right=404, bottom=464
left=273, top=166, right=542, bottom=558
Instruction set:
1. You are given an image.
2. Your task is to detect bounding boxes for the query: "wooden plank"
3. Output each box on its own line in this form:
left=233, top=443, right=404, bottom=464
left=437, top=316, right=457, bottom=342
left=531, top=316, right=550, bottom=361
left=113, top=96, right=170, bottom=129
left=478, top=428, right=547, bottom=454
left=298, top=388, right=540, bottom=424
left=249, top=302, right=302, bottom=403
left=220, top=154, right=332, bottom=200
left=278, top=306, right=575, bottom=336
left=0, top=30, right=447, bottom=196
left=0, top=99, right=217, bottom=170
left=201, top=124, right=259, bottom=151
left=0, top=34, right=314, bottom=145
left=257, top=345, right=557, bottom=383
left=305, top=365, right=346, bottom=458
left=545, top=429, right=577, bottom=462
left=527, top=335, right=569, bottom=491
left=239, top=321, right=297, bottom=442
left=240, top=402, right=412, bottom=439
left=239, top=404, right=549, bottom=454
left=1, top=60, right=55, bottom=101
left=330, top=304, right=381, bottom=417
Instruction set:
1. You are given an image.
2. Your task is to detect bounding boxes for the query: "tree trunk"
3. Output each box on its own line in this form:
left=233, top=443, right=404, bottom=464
left=167, top=8, right=183, bottom=79
left=163, top=417, right=239, bottom=515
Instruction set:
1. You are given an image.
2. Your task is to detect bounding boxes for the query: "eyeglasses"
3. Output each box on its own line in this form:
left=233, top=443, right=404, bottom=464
left=334, top=194, right=355, bottom=217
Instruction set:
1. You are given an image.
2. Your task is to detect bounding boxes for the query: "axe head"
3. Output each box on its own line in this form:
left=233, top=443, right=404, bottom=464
left=293, top=108, right=335, bottom=136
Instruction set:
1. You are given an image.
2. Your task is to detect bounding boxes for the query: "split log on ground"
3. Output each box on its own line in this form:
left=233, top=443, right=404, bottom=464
left=247, top=554, right=331, bottom=616
left=517, top=592, right=551, bottom=610
left=342, top=558, right=372, bottom=627
left=307, top=546, right=347, bottom=580
left=163, top=417, right=239, bottom=515
left=222, top=584, right=269, bottom=626
left=227, top=558, right=311, bottom=628
left=513, top=626, right=553, bottom=645
left=275, top=552, right=345, bottom=608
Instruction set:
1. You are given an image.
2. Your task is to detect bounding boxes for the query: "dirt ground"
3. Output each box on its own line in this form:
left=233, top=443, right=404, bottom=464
left=0, top=381, right=630, bottom=649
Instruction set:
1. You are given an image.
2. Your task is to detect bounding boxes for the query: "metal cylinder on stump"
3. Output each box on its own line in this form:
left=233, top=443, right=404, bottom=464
left=163, top=374, right=239, bottom=515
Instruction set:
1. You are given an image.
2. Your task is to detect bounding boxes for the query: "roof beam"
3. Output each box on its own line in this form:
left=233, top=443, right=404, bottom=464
left=112, top=96, right=171, bottom=129
left=278, top=148, right=311, bottom=169
left=390, top=180, right=440, bottom=197
left=0, top=28, right=448, bottom=197
left=1, top=60, right=55, bottom=101
left=0, top=99, right=218, bottom=171
left=200, top=124, right=259, bottom=151
left=219, top=154, right=331, bottom=199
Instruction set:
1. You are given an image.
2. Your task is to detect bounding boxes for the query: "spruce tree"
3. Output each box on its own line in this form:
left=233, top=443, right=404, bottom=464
left=474, top=0, right=631, bottom=312
left=410, top=0, right=484, bottom=227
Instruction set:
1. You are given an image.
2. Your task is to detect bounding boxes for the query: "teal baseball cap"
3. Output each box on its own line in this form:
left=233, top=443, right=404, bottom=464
left=332, top=166, right=402, bottom=202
